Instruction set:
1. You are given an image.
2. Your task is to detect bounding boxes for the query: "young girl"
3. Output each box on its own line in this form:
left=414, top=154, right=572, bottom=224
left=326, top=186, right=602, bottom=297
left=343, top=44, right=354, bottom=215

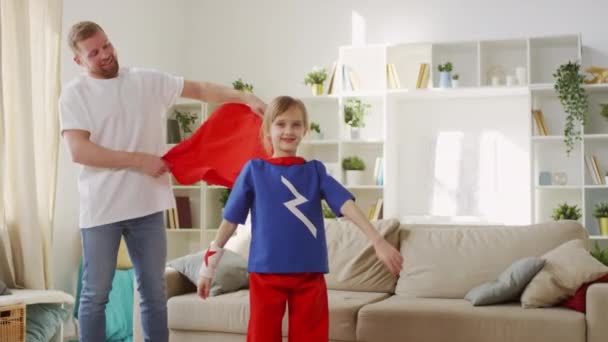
left=197, top=96, right=403, bottom=342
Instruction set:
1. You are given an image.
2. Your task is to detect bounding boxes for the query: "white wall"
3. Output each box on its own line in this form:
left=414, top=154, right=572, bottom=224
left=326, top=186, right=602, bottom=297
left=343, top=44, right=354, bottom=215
left=54, top=0, right=608, bottom=295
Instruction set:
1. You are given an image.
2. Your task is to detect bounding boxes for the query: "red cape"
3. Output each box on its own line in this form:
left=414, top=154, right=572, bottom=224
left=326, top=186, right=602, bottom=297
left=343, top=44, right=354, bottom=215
left=162, top=103, right=270, bottom=188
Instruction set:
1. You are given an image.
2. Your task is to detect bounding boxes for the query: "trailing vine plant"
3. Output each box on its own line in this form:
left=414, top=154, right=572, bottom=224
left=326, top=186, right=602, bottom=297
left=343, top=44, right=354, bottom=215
left=553, top=61, right=588, bottom=155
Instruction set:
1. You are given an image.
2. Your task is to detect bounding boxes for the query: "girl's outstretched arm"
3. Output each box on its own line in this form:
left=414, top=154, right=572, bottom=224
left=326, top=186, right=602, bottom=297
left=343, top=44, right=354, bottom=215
left=340, top=200, right=404, bottom=276
left=197, top=219, right=239, bottom=299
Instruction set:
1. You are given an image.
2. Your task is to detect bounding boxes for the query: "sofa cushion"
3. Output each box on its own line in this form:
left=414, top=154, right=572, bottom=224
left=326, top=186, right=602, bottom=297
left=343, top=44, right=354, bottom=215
left=325, top=218, right=400, bottom=293
left=167, top=289, right=389, bottom=341
left=357, top=296, right=586, bottom=342
left=465, top=257, right=545, bottom=306
left=396, top=221, right=588, bottom=298
left=521, top=239, right=608, bottom=308
left=167, top=250, right=249, bottom=296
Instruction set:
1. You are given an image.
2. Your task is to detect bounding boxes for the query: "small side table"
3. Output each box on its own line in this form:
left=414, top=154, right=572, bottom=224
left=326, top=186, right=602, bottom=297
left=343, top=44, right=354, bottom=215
left=0, top=289, right=74, bottom=342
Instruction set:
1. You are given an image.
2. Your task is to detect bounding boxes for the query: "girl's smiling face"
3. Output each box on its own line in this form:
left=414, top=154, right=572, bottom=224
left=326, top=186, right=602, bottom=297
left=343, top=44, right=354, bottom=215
left=270, top=105, right=307, bottom=157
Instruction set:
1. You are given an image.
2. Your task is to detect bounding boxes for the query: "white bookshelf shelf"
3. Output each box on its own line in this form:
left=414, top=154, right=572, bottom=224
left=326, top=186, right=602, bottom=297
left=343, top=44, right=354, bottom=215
left=590, top=235, right=608, bottom=240
left=535, top=185, right=581, bottom=190
left=347, top=185, right=383, bottom=190
left=301, top=140, right=340, bottom=146
left=172, top=185, right=200, bottom=190
left=166, top=229, right=202, bottom=233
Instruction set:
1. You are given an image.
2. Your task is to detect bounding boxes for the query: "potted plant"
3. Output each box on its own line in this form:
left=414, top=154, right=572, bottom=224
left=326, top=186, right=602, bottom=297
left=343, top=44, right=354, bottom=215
left=309, top=121, right=323, bottom=140
left=342, top=156, right=366, bottom=186
left=593, top=201, right=608, bottom=236
left=605, top=171, right=608, bottom=185
left=232, top=78, right=254, bottom=93
left=173, top=109, right=198, bottom=140
left=437, top=62, right=453, bottom=88
left=219, top=188, right=231, bottom=209
left=591, top=242, right=608, bottom=266
left=322, top=200, right=336, bottom=219
left=304, top=66, right=328, bottom=96
left=551, top=202, right=582, bottom=221
left=600, top=103, right=608, bottom=120
left=553, top=61, right=588, bottom=155
left=343, top=98, right=370, bottom=139
left=451, top=73, right=460, bottom=88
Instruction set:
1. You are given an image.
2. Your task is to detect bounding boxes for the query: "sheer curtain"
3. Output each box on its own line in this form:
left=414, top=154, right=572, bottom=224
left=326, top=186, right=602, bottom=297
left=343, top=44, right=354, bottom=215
left=0, top=0, right=62, bottom=289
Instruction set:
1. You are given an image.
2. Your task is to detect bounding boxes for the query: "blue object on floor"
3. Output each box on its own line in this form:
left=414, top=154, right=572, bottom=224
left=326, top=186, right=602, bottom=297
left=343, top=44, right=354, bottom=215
left=74, top=262, right=134, bottom=342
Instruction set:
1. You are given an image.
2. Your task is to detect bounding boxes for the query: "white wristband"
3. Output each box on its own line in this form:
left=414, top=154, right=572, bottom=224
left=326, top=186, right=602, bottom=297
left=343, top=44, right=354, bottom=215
left=199, top=241, right=224, bottom=279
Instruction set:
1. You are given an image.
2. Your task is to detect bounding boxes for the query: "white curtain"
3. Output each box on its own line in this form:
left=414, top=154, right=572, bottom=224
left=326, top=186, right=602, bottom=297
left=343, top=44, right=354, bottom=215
left=0, top=0, right=63, bottom=289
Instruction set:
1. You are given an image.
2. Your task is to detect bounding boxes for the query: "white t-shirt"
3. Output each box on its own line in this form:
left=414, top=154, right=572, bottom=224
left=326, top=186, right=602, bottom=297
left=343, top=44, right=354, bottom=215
left=59, top=67, right=184, bottom=228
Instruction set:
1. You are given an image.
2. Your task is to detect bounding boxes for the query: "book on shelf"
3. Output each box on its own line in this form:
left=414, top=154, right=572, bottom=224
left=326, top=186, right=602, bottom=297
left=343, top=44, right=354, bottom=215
left=326, top=61, right=337, bottom=95
left=341, top=64, right=360, bottom=92
left=175, top=196, right=193, bottom=228
left=532, top=110, right=548, bottom=136
left=586, top=156, right=599, bottom=185
left=386, top=63, right=401, bottom=89
left=416, top=63, right=430, bottom=89
left=593, top=155, right=605, bottom=185
left=166, top=208, right=178, bottom=229
left=369, top=198, right=383, bottom=221
left=373, top=157, right=384, bottom=185
left=585, top=155, right=604, bottom=185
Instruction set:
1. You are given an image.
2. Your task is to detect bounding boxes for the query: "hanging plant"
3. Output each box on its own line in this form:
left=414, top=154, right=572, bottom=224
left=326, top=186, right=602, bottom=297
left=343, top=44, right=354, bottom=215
left=553, top=61, right=588, bottom=155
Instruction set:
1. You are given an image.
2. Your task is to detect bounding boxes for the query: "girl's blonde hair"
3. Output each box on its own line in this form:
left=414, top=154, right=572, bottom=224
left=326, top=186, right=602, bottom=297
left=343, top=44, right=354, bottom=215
left=261, top=96, right=309, bottom=154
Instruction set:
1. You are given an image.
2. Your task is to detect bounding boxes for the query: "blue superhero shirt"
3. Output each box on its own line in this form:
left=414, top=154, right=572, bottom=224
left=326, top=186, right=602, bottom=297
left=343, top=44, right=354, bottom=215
left=223, top=156, right=354, bottom=273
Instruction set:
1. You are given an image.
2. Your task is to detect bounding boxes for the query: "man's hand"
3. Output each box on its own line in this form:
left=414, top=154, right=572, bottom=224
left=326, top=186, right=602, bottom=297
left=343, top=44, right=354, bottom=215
left=197, top=276, right=212, bottom=299
left=134, top=153, right=169, bottom=177
left=373, top=238, right=404, bottom=276
left=245, top=93, right=267, bottom=117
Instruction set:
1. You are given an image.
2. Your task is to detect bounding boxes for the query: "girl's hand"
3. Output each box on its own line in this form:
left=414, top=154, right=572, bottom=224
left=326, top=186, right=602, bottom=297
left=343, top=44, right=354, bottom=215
left=373, top=238, right=404, bottom=276
left=197, top=276, right=212, bottom=300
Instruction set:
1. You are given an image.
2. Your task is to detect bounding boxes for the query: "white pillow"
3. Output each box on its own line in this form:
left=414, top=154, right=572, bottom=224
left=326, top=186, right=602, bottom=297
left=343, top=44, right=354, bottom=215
left=224, top=215, right=251, bottom=260
left=521, top=239, right=608, bottom=308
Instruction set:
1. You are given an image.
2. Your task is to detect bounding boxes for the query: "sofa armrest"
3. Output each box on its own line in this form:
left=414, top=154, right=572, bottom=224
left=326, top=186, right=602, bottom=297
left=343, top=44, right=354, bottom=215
left=165, top=266, right=197, bottom=299
left=133, top=267, right=197, bottom=341
left=586, top=283, right=608, bottom=342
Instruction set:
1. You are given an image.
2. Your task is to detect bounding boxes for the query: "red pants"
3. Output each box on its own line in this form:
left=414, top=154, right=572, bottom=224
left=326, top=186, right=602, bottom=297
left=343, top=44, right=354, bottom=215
left=247, top=272, right=329, bottom=342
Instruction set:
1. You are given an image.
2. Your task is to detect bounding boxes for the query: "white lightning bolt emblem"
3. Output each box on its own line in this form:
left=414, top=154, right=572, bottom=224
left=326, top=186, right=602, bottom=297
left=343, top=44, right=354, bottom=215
left=281, top=176, right=317, bottom=238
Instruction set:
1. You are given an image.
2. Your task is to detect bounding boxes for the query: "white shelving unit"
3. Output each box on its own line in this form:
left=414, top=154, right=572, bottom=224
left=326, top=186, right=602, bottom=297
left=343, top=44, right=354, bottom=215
left=164, top=99, right=226, bottom=261
left=531, top=82, right=608, bottom=241
left=324, top=33, right=604, bottom=240
left=164, top=33, right=607, bottom=261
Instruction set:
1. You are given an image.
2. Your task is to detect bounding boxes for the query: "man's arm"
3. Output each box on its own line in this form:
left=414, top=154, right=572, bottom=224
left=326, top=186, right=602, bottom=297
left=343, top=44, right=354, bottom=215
left=63, top=129, right=168, bottom=177
left=181, top=80, right=266, bottom=116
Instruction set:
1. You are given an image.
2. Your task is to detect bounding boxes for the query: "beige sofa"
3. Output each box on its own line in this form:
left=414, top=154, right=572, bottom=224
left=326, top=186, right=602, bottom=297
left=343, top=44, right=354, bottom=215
left=133, top=220, right=608, bottom=342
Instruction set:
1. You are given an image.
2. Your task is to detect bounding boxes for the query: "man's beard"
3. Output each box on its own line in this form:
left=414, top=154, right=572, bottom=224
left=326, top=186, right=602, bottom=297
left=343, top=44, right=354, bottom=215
left=98, top=57, right=119, bottom=78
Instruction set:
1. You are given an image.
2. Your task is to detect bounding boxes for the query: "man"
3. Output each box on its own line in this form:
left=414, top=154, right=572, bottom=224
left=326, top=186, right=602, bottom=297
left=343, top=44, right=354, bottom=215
left=59, top=21, right=265, bottom=342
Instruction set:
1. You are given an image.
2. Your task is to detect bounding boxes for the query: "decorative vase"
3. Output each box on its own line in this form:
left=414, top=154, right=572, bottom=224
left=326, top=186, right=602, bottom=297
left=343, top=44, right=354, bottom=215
left=553, top=172, right=568, bottom=186
left=516, top=66, right=527, bottom=85
left=309, top=131, right=324, bottom=140
left=439, top=72, right=452, bottom=88
left=312, top=84, right=323, bottom=96
left=349, top=126, right=360, bottom=140
left=345, top=170, right=364, bottom=186
left=599, top=217, right=608, bottom=236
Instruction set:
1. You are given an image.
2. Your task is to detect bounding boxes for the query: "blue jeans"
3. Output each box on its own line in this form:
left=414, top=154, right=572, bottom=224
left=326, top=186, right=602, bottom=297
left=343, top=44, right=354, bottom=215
left=79, top=212, right=168, bottom=342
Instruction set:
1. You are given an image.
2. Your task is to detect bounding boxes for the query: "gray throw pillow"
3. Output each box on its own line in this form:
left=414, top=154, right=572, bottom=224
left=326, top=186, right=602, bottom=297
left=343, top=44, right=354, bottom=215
left=465, top=257, right=545, bottom=306
left=0, top=280, right=10, bottom=295
left=167, top=249, right=249, bottom=296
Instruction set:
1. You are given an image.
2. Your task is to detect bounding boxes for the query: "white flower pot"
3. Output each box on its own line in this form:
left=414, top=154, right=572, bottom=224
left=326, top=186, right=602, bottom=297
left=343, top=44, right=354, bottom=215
left=345, top=170, right=364, bottom=186
left=451, top=80, right=459, bottom=88
left=349, top=126, right=360, bottom=140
